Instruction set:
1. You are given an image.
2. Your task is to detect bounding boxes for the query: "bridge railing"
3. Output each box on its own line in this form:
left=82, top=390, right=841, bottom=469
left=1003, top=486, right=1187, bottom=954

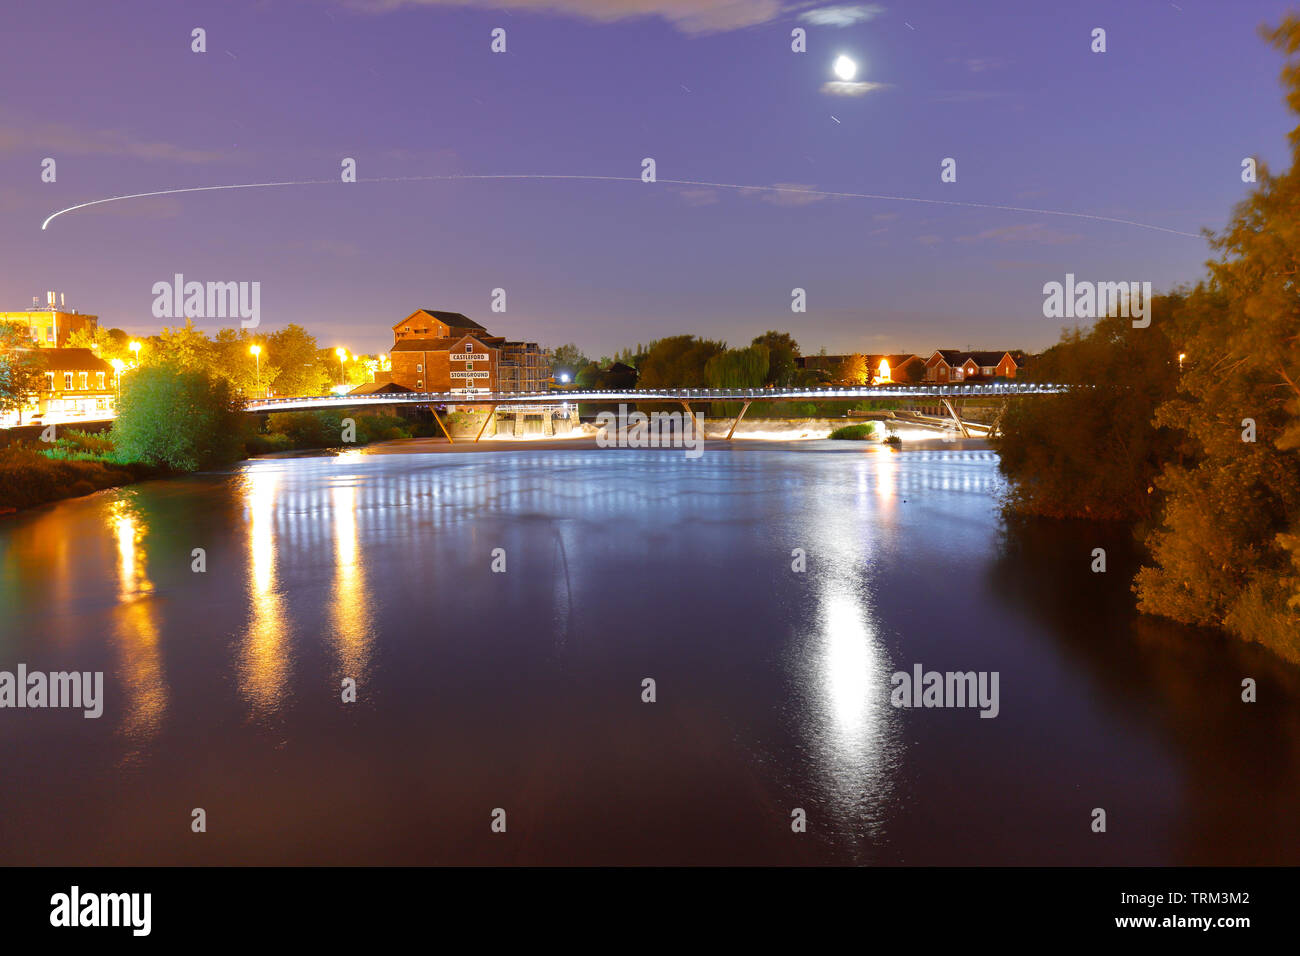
left=243, top=381, right=1074, bottom=411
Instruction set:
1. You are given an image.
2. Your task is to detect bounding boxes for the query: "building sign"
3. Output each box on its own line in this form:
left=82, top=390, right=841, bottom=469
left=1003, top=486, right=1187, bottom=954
left=449, top=353, right=484, bottom=361
left=450, top=370, right=490, bottom=379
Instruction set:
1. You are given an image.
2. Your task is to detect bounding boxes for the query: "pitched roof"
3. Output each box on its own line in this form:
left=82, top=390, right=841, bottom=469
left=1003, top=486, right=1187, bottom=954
left=19, top=347, right=113, bottom=372
left=415, top=309, right=485, bottom=331
left=965, top=350, right=1012, bottom=366
left=390, top=337, right=461, bottom=352
left=927, top=349, right=965, bottom=364
left=347, top=381, right=413, bottom=395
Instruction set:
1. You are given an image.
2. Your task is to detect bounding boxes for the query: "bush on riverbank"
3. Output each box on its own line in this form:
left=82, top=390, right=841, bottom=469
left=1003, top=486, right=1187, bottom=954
left=257, top=410, right=415, bottom=452
left=39, top=429, right=120, bottom=462
left=829, top=423, right=876, bottom=440
left=0, top=444, right=146, bottom=513
left=112, top=365, right=246, bottom=471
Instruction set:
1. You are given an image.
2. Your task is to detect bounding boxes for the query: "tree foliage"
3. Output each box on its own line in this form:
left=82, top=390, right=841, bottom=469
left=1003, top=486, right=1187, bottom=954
left=637, top=335, right=727, bottom=387
left=110, top=364, right=246, bottom=471
left=994, top=302, right=1183, bottom=521
left=705, top=344, right=769, bottom=387
left=1133, top=16, right=1300, bottom=661
left=751, top=331, right=800, bottom=386
left=0, top=325, right=46, bottom=424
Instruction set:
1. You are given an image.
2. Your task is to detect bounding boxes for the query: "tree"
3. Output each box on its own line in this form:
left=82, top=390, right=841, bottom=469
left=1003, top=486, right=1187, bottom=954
left=574, top=361, right=603, bottom=388
left=841, top=353, right=869, bottom=386
left=267, top=324, right=331, bottom=396
left=149, top=318, right=213, bottom=371
left=211, top=328, right=280, bottom=398
left=66, top=325, right=132, bottom=364
left=110, top=364, right=246, bottom=470
left=705, top=344, right=769, bottom=387
left=1134, top=16, right=1300, bottom=661
left=549, top=343, right=588, bottom=381
left=994, top=301, right=1183, bottom=521
left=751, top=331, right=800, bottom=386
left=0, top=325, right=46, bottom=425
left=637, top=336, right=726, bottom=387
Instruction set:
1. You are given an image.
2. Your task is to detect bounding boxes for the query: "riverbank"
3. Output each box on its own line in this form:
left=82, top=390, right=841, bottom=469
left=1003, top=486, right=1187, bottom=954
left=0, top=444, right=160, bottom=515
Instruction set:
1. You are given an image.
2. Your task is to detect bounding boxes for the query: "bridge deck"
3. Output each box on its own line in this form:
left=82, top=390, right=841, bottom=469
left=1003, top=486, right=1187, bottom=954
left=245, top=382, right=1071, bottom=413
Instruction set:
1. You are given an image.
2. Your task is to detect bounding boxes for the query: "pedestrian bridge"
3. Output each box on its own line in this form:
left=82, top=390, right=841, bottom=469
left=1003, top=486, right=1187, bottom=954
left=246, top=381, right=1072, bottom=413
left=244, top=382, right=1072, bottom=442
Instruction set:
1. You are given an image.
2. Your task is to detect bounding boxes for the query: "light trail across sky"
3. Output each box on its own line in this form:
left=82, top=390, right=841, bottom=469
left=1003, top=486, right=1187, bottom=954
left=40, top=173, right=1205, bottom=239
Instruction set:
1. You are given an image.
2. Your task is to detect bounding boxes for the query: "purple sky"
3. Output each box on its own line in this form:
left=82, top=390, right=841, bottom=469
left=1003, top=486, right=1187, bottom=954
left=3, top=0, right=1296, bottom=357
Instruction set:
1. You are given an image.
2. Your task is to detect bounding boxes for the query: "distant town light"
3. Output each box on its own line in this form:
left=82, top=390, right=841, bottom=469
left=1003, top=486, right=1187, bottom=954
left=559, top=373, right=570, bottom=383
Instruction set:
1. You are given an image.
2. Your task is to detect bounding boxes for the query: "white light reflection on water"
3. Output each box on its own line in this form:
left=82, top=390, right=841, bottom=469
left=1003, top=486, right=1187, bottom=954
left=798, top=450, right=901, bottom=850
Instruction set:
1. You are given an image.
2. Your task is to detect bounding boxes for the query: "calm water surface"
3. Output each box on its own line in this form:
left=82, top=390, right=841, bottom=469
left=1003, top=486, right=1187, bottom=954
left=1, top=440, right=1298, bottom=865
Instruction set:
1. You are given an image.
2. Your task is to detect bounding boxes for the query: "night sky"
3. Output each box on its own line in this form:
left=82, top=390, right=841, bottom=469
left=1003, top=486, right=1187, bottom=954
left=3, top=0, right=1295, bottom=357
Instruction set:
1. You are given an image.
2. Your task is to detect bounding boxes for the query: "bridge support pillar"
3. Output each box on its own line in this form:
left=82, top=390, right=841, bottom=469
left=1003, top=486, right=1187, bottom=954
left=514, top=411, right=525, bottom=437
left=431, top=407, right=454, bottom=444
left=680, top=402, right=704, bottom=443
left=726, top=400, right=752, bottom=440
left=543, top=410, right=554, bottom=436
left=474, top=405, right=498, bottom=442
left=941, top=398, right=971, bottom=438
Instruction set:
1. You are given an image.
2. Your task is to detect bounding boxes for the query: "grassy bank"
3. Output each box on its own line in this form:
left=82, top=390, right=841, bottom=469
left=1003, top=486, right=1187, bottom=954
left=244, top=410, right=430, bottom=455
left=1, top=411, right=432, bottom=515
left=0, top=436, right=158, bottom=514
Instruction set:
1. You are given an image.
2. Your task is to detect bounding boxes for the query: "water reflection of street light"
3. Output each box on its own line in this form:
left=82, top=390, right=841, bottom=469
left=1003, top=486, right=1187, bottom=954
left=250, top=344, right=262, bottom=394
left=1178, top=352, right=1186, bottom=371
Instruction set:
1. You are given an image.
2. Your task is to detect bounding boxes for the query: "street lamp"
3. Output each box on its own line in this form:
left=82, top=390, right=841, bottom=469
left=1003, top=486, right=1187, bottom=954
left=110, top=358, right=125, bottom=407
left=250, top=344, right=262, bottom=394
left=335, top=347, right=348, bottom=387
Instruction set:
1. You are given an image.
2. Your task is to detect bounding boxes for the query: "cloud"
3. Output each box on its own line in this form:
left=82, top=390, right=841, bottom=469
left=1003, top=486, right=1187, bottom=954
left=798, top=3, right=884, bottom=27
left=821, top=80, right=890, bottom=96
left=950, top=56, right=1007, bottom=73
left=673, top=187, right=721, bottom=205
left=344, top=0, right=785, bottom=34
left=0, top=117, right=221, bottom=163
left=957, top=223, right=1081, bottom=245
left=916, top=234, right=942, bottom=246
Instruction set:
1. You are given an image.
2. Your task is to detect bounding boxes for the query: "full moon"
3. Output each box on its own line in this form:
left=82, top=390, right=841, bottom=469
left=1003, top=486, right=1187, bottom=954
left=833, top=55, right=857, bottom=81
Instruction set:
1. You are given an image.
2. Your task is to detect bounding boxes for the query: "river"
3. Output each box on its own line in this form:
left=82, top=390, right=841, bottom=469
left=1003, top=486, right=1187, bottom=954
left=1, top=438, right=1297, bottom=865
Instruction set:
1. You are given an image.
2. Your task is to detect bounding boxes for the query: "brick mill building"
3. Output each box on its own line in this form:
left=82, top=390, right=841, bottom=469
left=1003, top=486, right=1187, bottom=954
left=388, top=309, right=550, bottom=394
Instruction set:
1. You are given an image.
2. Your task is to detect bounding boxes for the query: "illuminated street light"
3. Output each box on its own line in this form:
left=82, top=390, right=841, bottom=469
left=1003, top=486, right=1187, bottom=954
left=110, top=358, right=126, bottom=406
left=1178, top=352, right=1186, bottom=371
left=250, top=344, right=262, bottom=394
left=335, top=347, right=349, bottom=387
left=128, top=340, right=141, bottom=362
